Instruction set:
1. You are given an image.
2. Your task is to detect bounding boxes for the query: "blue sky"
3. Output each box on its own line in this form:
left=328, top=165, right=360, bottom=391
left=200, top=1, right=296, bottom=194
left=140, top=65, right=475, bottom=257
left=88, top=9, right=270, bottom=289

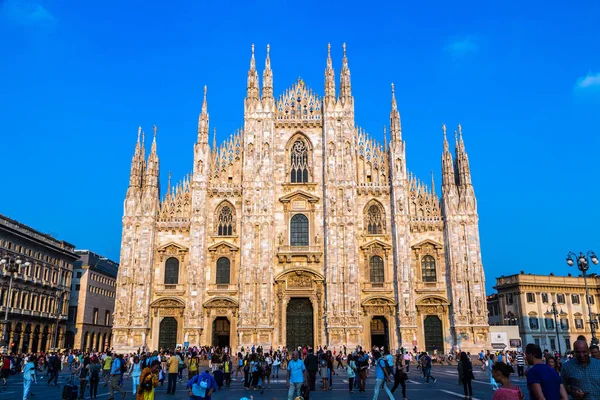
left=1, top=0, right=599, bottom=293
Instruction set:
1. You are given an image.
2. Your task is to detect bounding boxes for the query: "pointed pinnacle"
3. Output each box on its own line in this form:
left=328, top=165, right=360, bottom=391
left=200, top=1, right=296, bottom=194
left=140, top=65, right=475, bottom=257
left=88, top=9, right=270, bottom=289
left=153, top=125, right=157, bottom=140
left=250, top=43, right=256, bottom=70
left=391, top=83, right=397, bottom=110
left=431, top=170, right=436, bottom=196
left=212, top=127, right=217, bottom=149
left=137, top=126, right=142, bottom=142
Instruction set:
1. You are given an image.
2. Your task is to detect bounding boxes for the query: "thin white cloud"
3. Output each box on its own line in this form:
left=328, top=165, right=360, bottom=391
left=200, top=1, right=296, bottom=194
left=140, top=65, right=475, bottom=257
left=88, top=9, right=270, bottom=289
left=575, top=72, right=600, bottom=90
left=0, top=0, right=55, bottom=24
left=445, top=36, right=479, bottom=57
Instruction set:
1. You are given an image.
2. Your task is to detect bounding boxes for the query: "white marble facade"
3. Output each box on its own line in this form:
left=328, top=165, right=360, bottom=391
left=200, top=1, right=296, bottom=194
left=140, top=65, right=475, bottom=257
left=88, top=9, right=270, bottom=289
left=112, top=44, right=490, bottom=353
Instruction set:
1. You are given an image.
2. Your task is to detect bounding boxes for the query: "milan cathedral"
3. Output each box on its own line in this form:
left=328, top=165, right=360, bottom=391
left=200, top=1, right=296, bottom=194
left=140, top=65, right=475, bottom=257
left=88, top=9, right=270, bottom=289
left=112, top=44, right=490, bottom=353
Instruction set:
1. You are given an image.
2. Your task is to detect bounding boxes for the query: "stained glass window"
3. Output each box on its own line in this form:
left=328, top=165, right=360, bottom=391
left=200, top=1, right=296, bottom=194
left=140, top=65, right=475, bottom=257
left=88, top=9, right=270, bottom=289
left=217, top=205, right=234, bottom=236
left=421, top=255, right=436, bottom=282
left=216, top=257, right=230, bottom=285
left=366, top=204, right=385, bottom=234
left=290, top=139, right=309, bottom=183
left=164, top=257, right=179, bottom=285
left=290, top=214, right=309, bottom=246
left=370, top=256, right=384, bottom=283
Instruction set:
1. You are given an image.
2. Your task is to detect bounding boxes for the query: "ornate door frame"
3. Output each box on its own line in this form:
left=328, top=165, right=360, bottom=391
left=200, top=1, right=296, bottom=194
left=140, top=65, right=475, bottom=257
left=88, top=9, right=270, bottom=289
left=274, top=268, right=324, bottom=348
left=150, top=297, right=185, bottom=350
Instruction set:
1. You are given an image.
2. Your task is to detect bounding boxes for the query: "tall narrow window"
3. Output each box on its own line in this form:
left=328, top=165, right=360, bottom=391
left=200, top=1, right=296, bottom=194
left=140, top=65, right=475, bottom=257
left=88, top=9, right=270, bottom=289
left=366, top=204, right=385, bottom=234
left=369, top=256, right=384, bottom=283
left=290, top=214, right=309, bottom=246
left=216, top=205, right=235, bottom=236
left=290, top=139, right=309, bottom=183
left=421, top=255, right=436, bottom=282
left=93, top=308, right=99, bottom=324
left=164, top=257, right=179, bottom=285
left=216, top=257, right=231, bottom=285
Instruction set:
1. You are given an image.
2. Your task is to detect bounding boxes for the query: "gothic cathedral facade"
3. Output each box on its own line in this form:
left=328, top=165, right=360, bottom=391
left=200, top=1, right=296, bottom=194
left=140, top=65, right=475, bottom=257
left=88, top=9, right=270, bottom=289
left=112, top=44, right=490, bottom=353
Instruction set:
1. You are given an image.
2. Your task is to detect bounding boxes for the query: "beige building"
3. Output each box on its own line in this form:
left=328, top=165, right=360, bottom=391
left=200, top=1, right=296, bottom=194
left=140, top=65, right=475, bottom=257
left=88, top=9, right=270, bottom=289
left=66, top=250, right=118, bottom=350
left=488, top=273, right=600, bottom=354
left=113, top=44, right=489, bottom=353
left=0, top=214, right=77, bottom=353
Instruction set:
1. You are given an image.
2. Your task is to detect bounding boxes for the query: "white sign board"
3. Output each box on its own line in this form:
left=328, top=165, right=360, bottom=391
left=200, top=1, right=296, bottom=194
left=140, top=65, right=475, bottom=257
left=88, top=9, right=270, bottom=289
left=491, top=332, right=508, bottom=350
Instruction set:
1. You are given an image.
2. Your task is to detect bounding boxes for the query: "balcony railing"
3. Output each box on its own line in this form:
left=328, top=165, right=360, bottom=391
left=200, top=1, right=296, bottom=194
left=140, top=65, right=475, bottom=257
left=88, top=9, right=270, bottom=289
left=362, top=282, right=393, bottom=292
left=155, top=284, right=186, bottom=295
left=277, top=245, right=322, bottom=263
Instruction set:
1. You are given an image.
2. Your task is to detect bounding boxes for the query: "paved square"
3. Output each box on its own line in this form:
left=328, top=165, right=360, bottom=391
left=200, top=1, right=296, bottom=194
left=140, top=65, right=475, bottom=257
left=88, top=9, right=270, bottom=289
left=6, top=364, right=530, bottom=400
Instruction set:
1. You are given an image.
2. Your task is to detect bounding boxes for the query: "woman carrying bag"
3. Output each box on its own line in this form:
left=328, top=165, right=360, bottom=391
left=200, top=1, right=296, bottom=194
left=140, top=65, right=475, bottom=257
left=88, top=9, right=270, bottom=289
left=391, top=351, right=409, bottom=400
left=458, top=352, right=475, bottom=400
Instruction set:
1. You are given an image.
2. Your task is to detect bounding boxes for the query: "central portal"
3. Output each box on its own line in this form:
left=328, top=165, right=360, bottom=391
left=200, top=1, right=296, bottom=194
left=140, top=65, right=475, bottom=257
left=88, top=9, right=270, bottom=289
left=286, top=298, right=313, bottom=350
left=424, top=315, right=444, bottom=353
left=212, top=317, right=231, bottom=348
left=159, top=317, right=178, bottom=350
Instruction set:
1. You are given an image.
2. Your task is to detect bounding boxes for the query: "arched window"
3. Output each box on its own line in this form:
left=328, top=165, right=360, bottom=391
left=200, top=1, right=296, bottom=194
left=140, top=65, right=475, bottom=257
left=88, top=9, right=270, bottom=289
left=290, top=214, right=309, bottom=246
left=366, top=204, right=385, bottom=234
left=216, top=257, right=231, bottom=285
left=164, top=257, right=179, bottom=285
left=421, top=255, right=436, bottom=282
left=290, top=139, right=309, bottom=183
left=369, top=256, right=384, bottom=283
left=216, top=205, right=235, bottom=236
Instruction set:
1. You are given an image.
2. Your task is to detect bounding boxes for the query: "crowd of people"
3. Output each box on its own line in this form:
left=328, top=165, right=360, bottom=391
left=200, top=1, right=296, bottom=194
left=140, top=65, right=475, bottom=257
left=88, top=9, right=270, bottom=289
left=4, top=337, right=600, bottom=400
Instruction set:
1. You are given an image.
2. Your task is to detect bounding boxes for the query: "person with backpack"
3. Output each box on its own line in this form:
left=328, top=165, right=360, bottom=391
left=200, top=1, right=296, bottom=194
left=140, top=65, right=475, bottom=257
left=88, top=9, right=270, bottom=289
left=357, top=351, right=369, bottom=392
left=458, top=351, right=475, bottom=399
left=346, top=354, right=357, bottom=393
left=89, top=357, right=101, bottom=400
left=187, top=369, right=217, bottom=400
left=78, top=356, right=91, bottom=399
left=372, top=350, right=395, bottom=399
left=223, top=355, right=232, bottom=387
left=108, top=352, right=127, bottom=400
left=129, top=356, right=143, bottom=397
left=187, top=354, right=199, bottom=380
left=318, top=352, right=329, bottom=391
left=391, top=350, right=409, bottom=400
left=137, top=360, right=161, bottom=400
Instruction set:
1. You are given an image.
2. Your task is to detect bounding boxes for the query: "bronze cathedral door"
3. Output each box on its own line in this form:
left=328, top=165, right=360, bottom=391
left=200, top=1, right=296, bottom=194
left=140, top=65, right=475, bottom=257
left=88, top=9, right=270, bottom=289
left=159, top=317, right=178, bottom=350
left=423, top=315, right=443, bottom=353
left=286, top=298, right=313, bottom=350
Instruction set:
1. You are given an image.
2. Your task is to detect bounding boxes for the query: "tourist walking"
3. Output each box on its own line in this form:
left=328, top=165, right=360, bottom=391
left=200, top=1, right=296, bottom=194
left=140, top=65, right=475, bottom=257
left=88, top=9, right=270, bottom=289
left=346, top=354, right=357, bottom=393
left=390, top=351, right=409, bottom=400
left=78, top=356, right=90, bottom=399
left=525, top=343, right=567, bottom=400
left=286, top=350, right=307, bottom=400
left=487, top=354, right=499, bottom=390
left=108, top=353, right=127, bottom=400
left=138, top=360, right=161, bottom=400
left=167, top=351, right=180, bottom=394
left=491, top=362, right=524, bottom=400
left=422, top=352, right=436, bottom=383
left=515, top=351, right=525, bottom=378
left=560, top=339, right=600, bottom=399
left=129, top=356, right=143, bottom=397
left=371, top=350, right=394, bottom=400
left=22, top=355, right=36, bottom=400
left=89, top=357, right=101, bottom=400
left=403, top=350, right=412, bottom=372
left=304, top=348, right=318, bottom=391
left=458, top=352, right=474, bottom=399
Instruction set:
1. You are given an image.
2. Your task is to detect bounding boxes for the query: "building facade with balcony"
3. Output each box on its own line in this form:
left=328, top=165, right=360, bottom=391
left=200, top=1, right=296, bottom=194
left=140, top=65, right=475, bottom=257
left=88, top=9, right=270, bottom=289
left=66, top=250, right=118, bottom=350
left=0, top=214, right=77, bottom=353
left=113, top=46, right=489, bottom=353
left=489, top=272, right=600, bottom=354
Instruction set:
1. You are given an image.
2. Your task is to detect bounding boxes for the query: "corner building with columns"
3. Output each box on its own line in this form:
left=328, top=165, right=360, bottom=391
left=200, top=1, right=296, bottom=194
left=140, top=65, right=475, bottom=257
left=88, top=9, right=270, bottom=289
left=113, top=44, right=490, bottom=353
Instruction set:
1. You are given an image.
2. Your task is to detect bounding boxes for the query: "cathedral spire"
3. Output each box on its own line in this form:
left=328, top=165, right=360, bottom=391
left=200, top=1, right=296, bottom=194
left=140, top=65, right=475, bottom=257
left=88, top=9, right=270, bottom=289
left=261, top=44, right=273, bottom=101
left=441, top=123, right=455, bottom=188
left=144, top=125, right=160, bottom=191
left=128, top=126, right=144, bottom=188
left=246, top=44, right=259, bottom=104
left=339, top=43, right=352, bottom=103
left=324, top=43, right=336, bottom=103
left=383, top=126, right=387, bottom=151
left=454, top=123, right=472, bottom=186
left=212, top=127, right=217, bottom=152
left=198, top=85, right=209, bottom=144
left=390, top=83, right=402, bottom=143
left=431, top=170, right=436, bottom=197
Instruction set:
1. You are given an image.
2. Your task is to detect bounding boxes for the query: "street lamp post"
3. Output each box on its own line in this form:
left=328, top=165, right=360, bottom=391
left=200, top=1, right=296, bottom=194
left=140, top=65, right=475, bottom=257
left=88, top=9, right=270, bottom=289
left=566, top=251, right=599, bottom=345
left=0, top=254, right=31, bottom=353
left=52, top=289, right=65, bottom=350
left=504, top=311, right=517, bottom=326
left=546, top=302, right=563, bottom=357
